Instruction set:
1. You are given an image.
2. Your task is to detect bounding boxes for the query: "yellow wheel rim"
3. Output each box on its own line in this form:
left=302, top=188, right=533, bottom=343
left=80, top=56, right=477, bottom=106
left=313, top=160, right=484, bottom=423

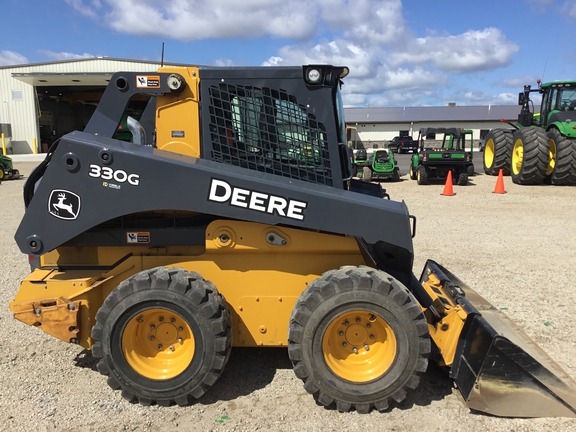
left=122, top=308, right=195, bottom=380
left=512, top=139, right=524, bottom=175
left=322, top=310, right=397, bottom=383
left=547, top=137, right=556, bottom=176
left=417, top=169, right=420, bottom=182
left=484, top=138, right=495, bottom=169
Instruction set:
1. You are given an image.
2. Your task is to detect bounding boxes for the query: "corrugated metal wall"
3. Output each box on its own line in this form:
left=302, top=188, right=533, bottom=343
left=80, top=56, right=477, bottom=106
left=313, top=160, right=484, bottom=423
left=0, top=59, right=171, bottom=154
left=355, top=120, right=508, bottom=145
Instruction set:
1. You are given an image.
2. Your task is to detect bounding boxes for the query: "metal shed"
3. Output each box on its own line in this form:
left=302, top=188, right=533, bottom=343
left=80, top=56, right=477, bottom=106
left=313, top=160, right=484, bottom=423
left=0, top=58, right=184, bottom=154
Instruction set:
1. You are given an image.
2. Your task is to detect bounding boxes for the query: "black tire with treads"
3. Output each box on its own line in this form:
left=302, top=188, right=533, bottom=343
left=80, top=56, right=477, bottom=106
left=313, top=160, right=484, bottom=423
left=91, top=266, right=231, bottom=406
left=483, top=129, right=513, bottom=175
left=548, top=128, right=576, bottom=185
left=511, top=128, right=549, bottom=185
left=288, top=266, right=430, bottom=414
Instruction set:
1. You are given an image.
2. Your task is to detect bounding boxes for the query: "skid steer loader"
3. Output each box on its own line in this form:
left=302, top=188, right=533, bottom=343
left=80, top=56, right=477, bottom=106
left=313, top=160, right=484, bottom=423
left=9, top=65, right=576, bottom=416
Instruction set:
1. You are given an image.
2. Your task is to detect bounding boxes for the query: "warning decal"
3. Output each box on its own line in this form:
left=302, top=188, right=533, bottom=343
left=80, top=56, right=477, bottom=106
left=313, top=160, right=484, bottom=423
left=127, top=232, right=151, bottom=244
left=136, top=76, right=160, bottom=88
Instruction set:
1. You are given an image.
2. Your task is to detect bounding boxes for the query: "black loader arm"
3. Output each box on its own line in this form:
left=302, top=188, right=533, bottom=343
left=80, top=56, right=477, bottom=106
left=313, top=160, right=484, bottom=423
left=15, top=133, right=415, bottom=285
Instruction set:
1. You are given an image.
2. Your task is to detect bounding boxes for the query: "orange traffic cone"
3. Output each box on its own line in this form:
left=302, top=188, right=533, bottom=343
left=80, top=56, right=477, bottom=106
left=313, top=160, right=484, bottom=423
left=493, top=169, right=506, bottom=194
left=441, top=171, right=455, bottom=196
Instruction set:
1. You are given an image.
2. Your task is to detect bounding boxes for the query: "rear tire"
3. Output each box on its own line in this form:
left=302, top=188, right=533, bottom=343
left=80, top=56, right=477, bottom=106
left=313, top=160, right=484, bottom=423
left=483, top=129, right=513, bottom=175
left=548, top=129, right=576, bottom=185
left=362, top=166, right=372, bottom=182
left=511, top=128, right=549, bottom=185
left=288, top=266, right=430, bottom=414
left=91, top=267, right=232, bottom=406
left=457, top=172, right=468, bottom=186
left=416, top=166, right=428, bottom=185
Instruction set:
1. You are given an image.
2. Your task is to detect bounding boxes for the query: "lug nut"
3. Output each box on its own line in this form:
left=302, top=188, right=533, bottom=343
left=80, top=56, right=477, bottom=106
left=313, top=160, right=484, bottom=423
left=169, top=345, right=175, bottom=351
left=178, top=326, right=183, bottom=332
left=344, top=321, right=349, bottom=326
left=159, top=317, right=164, bottom=322
left=339, top=331, right=344, bottom=336
left=342, top=342, right=347, bottom=347
left=364, top=344, right=370, bottom=351
left=356, top=318, right=361, bottom=323
left=353, top=347, right=358, bottom=354
left=157, top=344, right=163, bottom=350
left=366, top=323, right=371, bottom=329
left=177, top=338, right=183, bottom=344
left=170, top=318, right=175, bottom=323
left=150, top=335, right=155, bottom=341
left=370, top=334, right=375, bottom=339
left=150, top=324, right=156, bottom=330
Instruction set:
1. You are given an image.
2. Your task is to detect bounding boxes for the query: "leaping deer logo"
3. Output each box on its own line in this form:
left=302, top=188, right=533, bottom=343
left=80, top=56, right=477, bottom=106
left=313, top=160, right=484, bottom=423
left=48, top=190, right=81, bottom=220
left=53, top=193, right=75, bottom=216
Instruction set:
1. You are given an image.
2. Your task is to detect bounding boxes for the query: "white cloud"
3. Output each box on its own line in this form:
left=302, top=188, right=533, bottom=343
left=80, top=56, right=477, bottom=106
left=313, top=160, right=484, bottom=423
left=62, top=0, right=523, bottom=106
left=501, top=75, right=539, bottom=88
left=390, top=28, right=519, bottom=74
left=65, top=0, right=102, bottom=17
left=0, top=50, right=28, bottom=66
left=38, top=50, right=96, bottom=61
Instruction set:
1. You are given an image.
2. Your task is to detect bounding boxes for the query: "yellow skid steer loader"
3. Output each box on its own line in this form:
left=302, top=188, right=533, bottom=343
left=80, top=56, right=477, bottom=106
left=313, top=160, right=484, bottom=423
left=10, top=65, right=576, bottom=416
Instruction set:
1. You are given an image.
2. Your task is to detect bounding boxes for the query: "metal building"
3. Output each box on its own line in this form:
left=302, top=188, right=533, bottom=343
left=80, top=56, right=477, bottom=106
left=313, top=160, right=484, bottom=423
left=343, top=105, right=523, bottom=148
left=0, top=58, right=184, bottom=154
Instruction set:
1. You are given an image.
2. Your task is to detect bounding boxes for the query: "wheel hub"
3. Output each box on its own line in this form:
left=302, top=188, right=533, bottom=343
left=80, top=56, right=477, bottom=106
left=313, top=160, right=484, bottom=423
left=122, top=308, right=195, bottom=380
left=512, top=140, right=524, bottom=175
left=322, top=310, right=397, bottom=383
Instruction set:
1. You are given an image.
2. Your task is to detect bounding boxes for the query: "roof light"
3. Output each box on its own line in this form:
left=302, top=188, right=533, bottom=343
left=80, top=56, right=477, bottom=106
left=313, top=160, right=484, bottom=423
left=306, top=68, right=322, bottom=84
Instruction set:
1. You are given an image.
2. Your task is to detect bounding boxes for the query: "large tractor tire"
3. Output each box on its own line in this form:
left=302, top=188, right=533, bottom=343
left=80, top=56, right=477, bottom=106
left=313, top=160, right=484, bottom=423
left=416, top=166, right=428, bottom=185
left=483, top=129, right=513, bottom=175
left=288, top=266, right=430, bottom=414
left=511, top=127, right=549, bottom=185
left=548, top=128, right=576, bottom=185
left=92, top=267, right=232, bottom=406
left=362, top=166, right=372, bottom=182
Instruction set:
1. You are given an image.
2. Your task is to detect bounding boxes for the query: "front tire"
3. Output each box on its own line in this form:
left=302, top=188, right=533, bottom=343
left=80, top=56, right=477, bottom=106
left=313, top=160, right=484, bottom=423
left=91, top=267, right=232, bottom=406
left=483, top=129, right=513, bottom=175
left=288, top=267, right=430, bottom=414
left=409, top=164, right=417, bottom=180
left=511, top=128, right=549, bottom=185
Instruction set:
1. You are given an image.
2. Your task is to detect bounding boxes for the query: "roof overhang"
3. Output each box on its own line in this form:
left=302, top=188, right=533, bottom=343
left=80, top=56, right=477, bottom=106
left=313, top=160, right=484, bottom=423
left=11, top=72, right=113, bottom=86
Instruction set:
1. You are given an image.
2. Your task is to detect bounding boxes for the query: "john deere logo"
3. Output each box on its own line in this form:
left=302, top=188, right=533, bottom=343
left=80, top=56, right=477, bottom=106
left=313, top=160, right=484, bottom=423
left=48, top=189, right=81, bottom=220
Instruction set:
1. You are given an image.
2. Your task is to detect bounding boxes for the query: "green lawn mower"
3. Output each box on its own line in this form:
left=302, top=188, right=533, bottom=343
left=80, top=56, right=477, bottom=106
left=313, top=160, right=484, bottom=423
left=0, top=154, right=23, bottom=182
left=361, top=149, right=400, bottom=182
left=409, top=127, right=474, bottom=186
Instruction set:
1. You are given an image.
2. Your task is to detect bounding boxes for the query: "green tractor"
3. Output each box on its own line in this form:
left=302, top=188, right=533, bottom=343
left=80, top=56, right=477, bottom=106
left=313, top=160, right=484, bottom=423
left=0, top=154, right=23, bottom=182
left=360, top=148, right=400, bottom=182
left=409, top=127, right=474, bottom=186
left=483, top=79, right=576, bottom=185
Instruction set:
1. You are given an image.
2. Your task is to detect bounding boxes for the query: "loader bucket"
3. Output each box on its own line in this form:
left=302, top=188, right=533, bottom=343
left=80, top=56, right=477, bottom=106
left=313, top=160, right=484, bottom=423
left=421, top=260, right=576, bottom=418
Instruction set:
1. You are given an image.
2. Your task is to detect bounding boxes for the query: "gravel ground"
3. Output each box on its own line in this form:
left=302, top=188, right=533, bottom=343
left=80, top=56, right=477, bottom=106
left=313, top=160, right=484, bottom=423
left=1, top=162, right=576, bottom=432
